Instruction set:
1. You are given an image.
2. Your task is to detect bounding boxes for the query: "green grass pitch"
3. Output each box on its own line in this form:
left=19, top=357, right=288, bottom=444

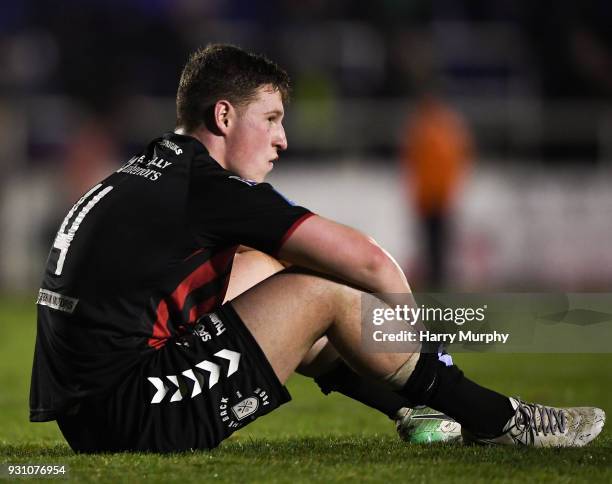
left=1, top=296, right=611, bottom=483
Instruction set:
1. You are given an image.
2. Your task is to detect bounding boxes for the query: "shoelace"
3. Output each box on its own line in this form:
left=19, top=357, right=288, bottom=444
left=513, top=399, right=567, bottom=442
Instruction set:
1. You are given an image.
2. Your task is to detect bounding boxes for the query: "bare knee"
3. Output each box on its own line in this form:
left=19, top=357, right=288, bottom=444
left=329, top=283, right=363, bottom=326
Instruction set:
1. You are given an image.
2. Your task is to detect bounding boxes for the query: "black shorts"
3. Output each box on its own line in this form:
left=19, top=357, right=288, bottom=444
left=57, top=303, right=291, bottom=453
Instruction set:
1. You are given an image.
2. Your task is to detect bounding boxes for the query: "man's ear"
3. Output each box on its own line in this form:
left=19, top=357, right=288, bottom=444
left=212, top=100, right=234, bottom=135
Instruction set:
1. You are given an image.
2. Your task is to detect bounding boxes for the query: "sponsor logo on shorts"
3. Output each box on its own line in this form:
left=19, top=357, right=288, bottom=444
left=36, top=289, right=79, bottom=314
left=192, top=323, right=212, bottom=342
left=219, top=388, right=270, bottom=429
left=192, top=313, right=226, bottom=343
left=147, top=348, right=241, bottom=404
left=209, top=313, right=226, bottom=335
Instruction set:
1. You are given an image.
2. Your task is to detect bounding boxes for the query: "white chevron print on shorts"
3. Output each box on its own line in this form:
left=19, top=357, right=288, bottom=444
left=147, top=348, right=242, bottom=404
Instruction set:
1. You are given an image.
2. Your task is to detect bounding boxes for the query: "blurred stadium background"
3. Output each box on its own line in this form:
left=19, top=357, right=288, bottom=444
left=1, top=4, right=612, bottom=479
left=1, top=0, right=611, bottom=293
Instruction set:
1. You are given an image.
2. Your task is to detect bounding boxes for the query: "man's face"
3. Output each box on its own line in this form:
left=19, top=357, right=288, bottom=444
left=224, top=85, right=287, bottom=182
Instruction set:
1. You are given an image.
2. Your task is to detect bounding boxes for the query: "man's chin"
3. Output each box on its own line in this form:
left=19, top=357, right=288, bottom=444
left=259, top=163, right=274, bottom=181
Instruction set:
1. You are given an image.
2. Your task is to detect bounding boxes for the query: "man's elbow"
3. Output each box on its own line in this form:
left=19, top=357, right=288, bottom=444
left=362, top=241, right=392, bottom=279
left=358, top=240, right=409, bottom=291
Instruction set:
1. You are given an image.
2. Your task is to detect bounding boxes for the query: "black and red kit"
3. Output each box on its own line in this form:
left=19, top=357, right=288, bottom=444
left=30, top=133, right=312, bottom=451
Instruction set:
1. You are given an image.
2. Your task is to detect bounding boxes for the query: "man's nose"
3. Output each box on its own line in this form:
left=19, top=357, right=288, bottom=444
left=274, top=125, right=288, bottom=151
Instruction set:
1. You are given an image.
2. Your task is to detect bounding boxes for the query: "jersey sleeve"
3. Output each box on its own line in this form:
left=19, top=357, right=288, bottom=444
left=188, top=162, right=313, bottom=256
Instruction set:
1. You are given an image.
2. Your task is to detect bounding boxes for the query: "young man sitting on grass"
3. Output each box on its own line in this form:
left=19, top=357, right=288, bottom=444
left=30, top=44, right=605, bottom=452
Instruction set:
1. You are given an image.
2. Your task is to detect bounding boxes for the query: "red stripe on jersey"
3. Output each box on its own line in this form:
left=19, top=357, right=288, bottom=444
left=148, top=246, right=237, bottom=349
left=149, top=300, right=171, bottom=348
left=273, top=212, right=315, bottom=258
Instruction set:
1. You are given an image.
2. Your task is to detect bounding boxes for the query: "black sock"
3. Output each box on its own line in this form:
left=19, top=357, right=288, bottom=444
left=399, top=353, right=514, bottom=437
left=314, top=360, right=409, bottom=419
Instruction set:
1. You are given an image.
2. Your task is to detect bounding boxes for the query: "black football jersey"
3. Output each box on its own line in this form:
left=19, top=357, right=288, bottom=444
left=30, top=133, right=312, bottom=422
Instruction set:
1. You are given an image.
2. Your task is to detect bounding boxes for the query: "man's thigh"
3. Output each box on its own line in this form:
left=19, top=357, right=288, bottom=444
left=227, top=251, right=340, bottom=378
left=58, top=305, right=290, bottom=453
left=231, top=269, right=354, bottom=383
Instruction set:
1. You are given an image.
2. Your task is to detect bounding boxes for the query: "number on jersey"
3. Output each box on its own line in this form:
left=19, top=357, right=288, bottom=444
left=51, top=184, right=113, bottom=276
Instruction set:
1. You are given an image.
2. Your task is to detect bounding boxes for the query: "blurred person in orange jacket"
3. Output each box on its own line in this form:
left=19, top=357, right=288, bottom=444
left=401, top=92, right=474, bottom=290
